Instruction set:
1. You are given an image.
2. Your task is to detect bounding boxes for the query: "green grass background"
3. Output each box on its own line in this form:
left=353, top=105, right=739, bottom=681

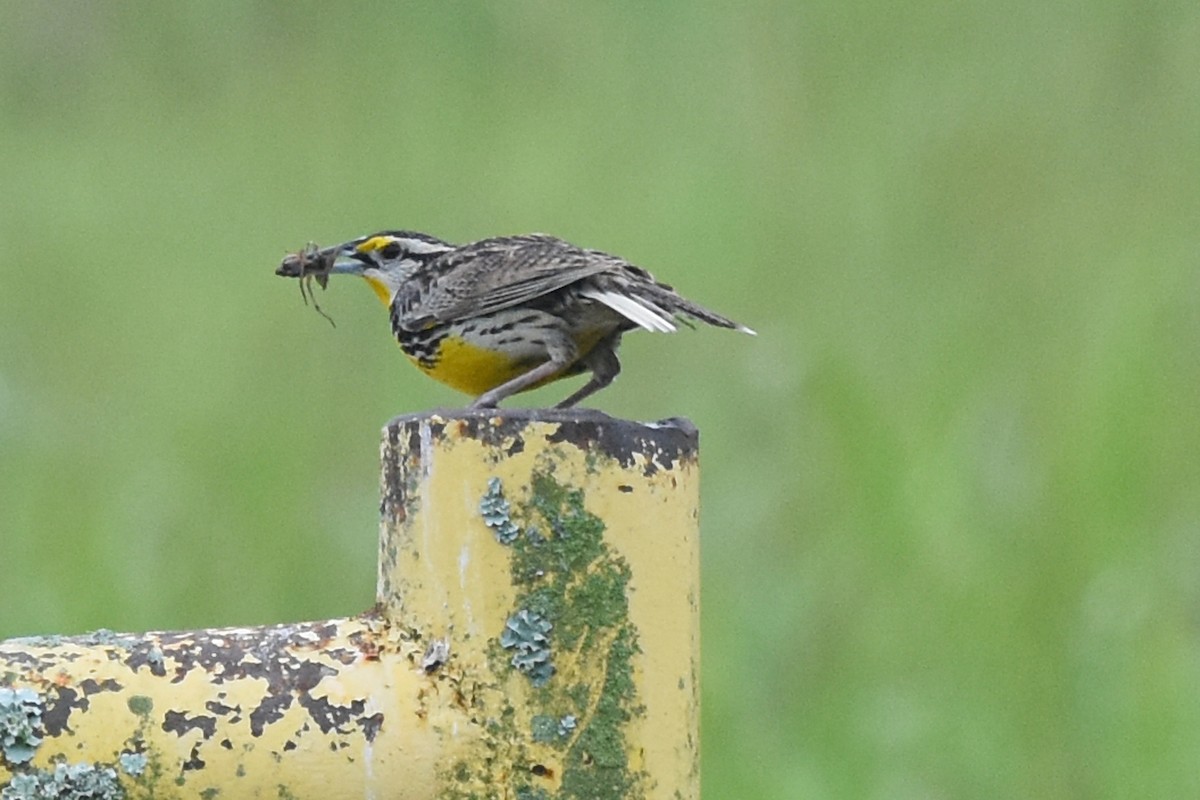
left=2, top=2, right=1199, bottom=796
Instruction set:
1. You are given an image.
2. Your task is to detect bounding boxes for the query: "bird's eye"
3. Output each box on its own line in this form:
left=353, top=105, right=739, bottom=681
left=380, top=241, right=403, bottom=259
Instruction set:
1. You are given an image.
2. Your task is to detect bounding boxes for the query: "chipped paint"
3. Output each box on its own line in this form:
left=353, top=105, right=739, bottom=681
left=420, top=640, right=450, bottom=674
left=380, top=409, right=701, bottom=799
left=1, top=616, right=434, bottom=797
left=2, top=409, right=700, bottom=799
left=495, top=470, right=646, bottom=798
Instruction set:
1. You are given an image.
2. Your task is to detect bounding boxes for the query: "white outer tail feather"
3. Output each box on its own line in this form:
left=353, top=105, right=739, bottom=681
left=580, top=289, right=678, bottom=333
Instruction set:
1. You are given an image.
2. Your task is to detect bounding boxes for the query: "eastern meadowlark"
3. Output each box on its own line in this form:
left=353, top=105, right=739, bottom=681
left=276, top=232, right=755, bottom=408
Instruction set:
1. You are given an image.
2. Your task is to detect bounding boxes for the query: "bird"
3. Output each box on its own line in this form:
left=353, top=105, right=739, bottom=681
left=276, top=231, right=755, bottom=409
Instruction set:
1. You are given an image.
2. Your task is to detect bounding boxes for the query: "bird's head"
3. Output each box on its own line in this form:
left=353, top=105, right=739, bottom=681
left=276, top=231, right=453, bottom=306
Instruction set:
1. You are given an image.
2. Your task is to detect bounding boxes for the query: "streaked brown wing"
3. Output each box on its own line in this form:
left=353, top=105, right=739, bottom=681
left=394, top=235, right=621, bottom=330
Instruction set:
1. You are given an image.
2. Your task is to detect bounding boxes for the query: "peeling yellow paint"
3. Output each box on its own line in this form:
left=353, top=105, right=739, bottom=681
left=2, top=409, right=700, bottom=799
left=0, top=617, right=450, bottom=798
left=379, top=410, right=700, bottom=798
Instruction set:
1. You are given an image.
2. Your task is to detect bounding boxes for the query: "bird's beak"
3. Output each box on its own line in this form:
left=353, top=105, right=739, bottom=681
left=276, top=241, right=367, bottom=279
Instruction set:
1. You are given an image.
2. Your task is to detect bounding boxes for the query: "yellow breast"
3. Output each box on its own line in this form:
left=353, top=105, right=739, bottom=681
left=365, top=275, right=613, bottom=397
left=411, top=336, right=537, bottom=396
left=406, top=327, right=611, bottom=397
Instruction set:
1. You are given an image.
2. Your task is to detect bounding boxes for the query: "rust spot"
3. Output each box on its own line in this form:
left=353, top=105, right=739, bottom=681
left=350, top=634, right=383, bottom=662
left=414, top=691, right=429, bottom=723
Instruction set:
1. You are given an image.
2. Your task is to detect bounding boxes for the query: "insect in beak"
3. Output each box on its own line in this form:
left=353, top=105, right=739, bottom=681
left=278, top=241, right=336, bottom=327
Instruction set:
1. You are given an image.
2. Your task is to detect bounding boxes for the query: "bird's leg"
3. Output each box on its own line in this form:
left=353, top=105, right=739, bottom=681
left=470, top=358, right=571, bottom=409
left=555, top=334, right=622, bottom=409
left=470, top=333, right=581, bottom=409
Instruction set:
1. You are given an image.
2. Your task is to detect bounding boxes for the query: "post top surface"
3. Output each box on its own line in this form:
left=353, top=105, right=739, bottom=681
left=385, top=407, right=695, bottom=433
left=381, top=408, right=699, bottom=473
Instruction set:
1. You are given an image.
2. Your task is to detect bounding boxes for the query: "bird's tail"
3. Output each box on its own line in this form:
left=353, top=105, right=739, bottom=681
left=582, top=274, right=756, bottom=335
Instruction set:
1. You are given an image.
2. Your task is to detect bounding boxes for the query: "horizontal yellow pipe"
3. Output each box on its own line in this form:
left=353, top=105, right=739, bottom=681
left=0, top=614, right=444, bottom=797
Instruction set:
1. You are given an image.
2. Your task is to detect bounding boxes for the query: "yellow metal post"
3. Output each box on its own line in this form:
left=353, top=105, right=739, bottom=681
left=378, top=408, right=701, bottom=798
left=0, top=409, right=701, bottom=799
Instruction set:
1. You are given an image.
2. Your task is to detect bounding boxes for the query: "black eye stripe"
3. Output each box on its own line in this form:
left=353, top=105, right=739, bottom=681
left=380, top=241, right=403, bottom=259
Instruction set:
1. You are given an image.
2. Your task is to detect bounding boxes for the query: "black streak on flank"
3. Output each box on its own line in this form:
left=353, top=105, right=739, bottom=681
left=162, top=709, right=218, bottom=740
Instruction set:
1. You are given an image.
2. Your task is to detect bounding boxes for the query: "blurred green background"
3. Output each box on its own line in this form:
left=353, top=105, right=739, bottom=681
left=2, top=2, right=1199, bottom=796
